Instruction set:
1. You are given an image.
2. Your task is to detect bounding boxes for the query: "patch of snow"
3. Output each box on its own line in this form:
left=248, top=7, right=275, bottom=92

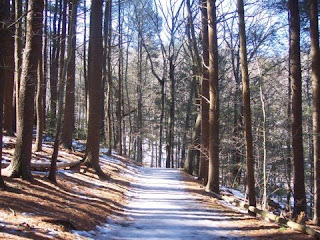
left=221, top=186, right=245, bottom=199
left=77, top=168, right=251, bottom=240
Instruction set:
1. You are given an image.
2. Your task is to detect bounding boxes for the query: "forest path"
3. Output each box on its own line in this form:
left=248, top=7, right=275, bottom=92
left=86, top=168, right=255, bottom=240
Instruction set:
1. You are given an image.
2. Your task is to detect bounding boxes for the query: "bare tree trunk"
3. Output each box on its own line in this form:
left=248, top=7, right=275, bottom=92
left=4, top=2, right=14, bottom=136
left=14, top=0, right=22, bottom=132
left=48, top=0, right=78, bottom=183
left=0, top=0, right=9, bottom=188
left=309, top=0, right=320, bottom=226
left=288, top=0, right=306, bottom=218
left=166, top=57, right=175, bottom=168
left=7, top=0, right=44, bottom=181
left=117, top=0, right=123, bottom=156
left=83, top=0, right=108, bottom=179
left=42, top=0, right=48, bottom=132
left=199, top=0, right=209, bottom=183
left=206, top=0, right=219, bottom=194
left=159, top=80, right=165, bottom=167
left=49, top=0, right=61, bottom=126
left=105, top=0, right=112, bottom=156
left=61, top=0, right=78, bottom=149
left=35, top=47, right=44, bottom=151
left=238, top=0, right=256, bottom=213
left=136, top=34, right=143, bottom=162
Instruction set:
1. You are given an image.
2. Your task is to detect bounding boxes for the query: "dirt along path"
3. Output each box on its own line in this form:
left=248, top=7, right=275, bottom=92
left=74, top=168, right=313, bottom=240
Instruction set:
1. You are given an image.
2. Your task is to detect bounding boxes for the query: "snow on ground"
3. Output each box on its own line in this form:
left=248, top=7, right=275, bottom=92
left=73, top=168, right=255, bottom=240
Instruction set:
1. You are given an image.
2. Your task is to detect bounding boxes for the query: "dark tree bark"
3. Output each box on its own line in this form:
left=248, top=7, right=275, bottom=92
left=105, top=0, right=112, bottom=156
left=61, top=0, right=78, bottom=149
left=117, top=0, right=123, bottom=156
left=288, top=0, right=306, bottom=218
left=35, top=43, right=44, bottom=151
left=14, top=0, right=22, bottom=132
left=49, top=0, right=60, bottom=126
left=48, top=0, right=78, bottom=183
left=0, top=0, right=9, bottom=188
left=137, top=31, right=143, bottom=162
left=309, top=0, right=320, bottom=225
left=6, top=0, right=44, bottom=181
left=4, top=1, right=14, bottom=136
left=238, top=0, right=256, bottom=213
left=206, top=0, right=219, bottom=194
left=199, top=0, right=209, bottom=183
left=166, top=57, right=175, bottom=168
left=83, top=0, right=108, bottom=179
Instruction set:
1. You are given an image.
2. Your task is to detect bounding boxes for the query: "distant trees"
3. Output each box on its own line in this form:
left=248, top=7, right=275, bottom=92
left=0, top=0, right=319, bottom=225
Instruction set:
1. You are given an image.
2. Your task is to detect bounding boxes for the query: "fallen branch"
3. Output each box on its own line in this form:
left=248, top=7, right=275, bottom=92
left=221, top=195, right=320, bottom=239
left=2, top=160, right=81, bottom=172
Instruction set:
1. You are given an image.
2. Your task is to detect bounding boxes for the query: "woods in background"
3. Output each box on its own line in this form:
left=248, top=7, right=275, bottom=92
left=1, top=0, right=320, bottom=226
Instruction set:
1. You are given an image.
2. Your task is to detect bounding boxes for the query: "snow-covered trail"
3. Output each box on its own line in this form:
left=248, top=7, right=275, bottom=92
left=79, top=168, right=253, bottom=240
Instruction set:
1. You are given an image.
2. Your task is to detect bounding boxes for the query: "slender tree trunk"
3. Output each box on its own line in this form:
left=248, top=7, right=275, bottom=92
left=206, top=0, right=219, bottom=193
left=83, top=0, right=108, bottom=179
left=14, top=0, right=22, bottom=132
left=61, top=0, right=77, bottom=149
left=83, top=0, right=88, bottom=122
left=105, top=0, right=112, bottom=156
left=35, top=45, right=44, bottom=151
left=199, top=0, right=209, bottom=183
left=48, top=0, right=78, bottom=182
left=158, top=80, right=165, bottom=167
left=136, top=34, right=143, bottom=162
left=0, top=0, right=9, bottom=188
left=117, top=0, right=123, bottom=156
left=166, top=56, right=175, bottom=169
left=4, top=2, right=14, bottom=136
left=42, top=0, right=48, bottom=132
left=49, top=0, right=61, bottom=127
left=238, top=0, right=256, bottom=213
left=288, top=0, right=306, bottom=218
left=309, top=0, right=320, bottom=226
left=7, top=0, right=44, bottom=181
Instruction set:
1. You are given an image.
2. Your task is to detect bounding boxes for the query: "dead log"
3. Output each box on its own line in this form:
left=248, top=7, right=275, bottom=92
left=221, top=195, right=320, bottom=239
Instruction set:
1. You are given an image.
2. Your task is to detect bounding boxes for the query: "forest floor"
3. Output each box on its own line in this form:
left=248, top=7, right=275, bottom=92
left=0, top=135, right=318, bottom=239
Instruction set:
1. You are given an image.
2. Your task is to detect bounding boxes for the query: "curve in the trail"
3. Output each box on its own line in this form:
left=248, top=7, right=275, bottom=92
left=80, top=168, right=254, bottom=240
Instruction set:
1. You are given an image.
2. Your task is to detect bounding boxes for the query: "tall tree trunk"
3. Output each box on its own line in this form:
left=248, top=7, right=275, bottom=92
left=61, top=0, right=78, bottom=149
left=158, top=80, right=165, bottom=167
left=35, top=46, right=44, bottom=151
left=289, top=0, right=306, bottom=218
left=48, top=0, right=78, bottom=182
left=49, top=0, right=61, bottom=127
left=238, top=0, right=256, bottom=213
left=6, top=0, right=44, bottom=181
left=105, top=0, right=112, bottom=156
left=166, top=57, right=175, bottom=168
left=0, top=0, right=9, bottom=188
left=199, top=0, right=209, bottom=183
left=117, top=0, right=123, bottom=156
left=206, top=0, right=219, bottom=194
left=309, top=0, right=320, bottom=226
left=42, top=0, right=48, bottom=132
left=137, top=34, right=143, bottom=162
left=14, top=0, right=22, bottom=132
left=83, top=0, right=108, bottom=179
left=4, top=1, right=14, bottom=136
